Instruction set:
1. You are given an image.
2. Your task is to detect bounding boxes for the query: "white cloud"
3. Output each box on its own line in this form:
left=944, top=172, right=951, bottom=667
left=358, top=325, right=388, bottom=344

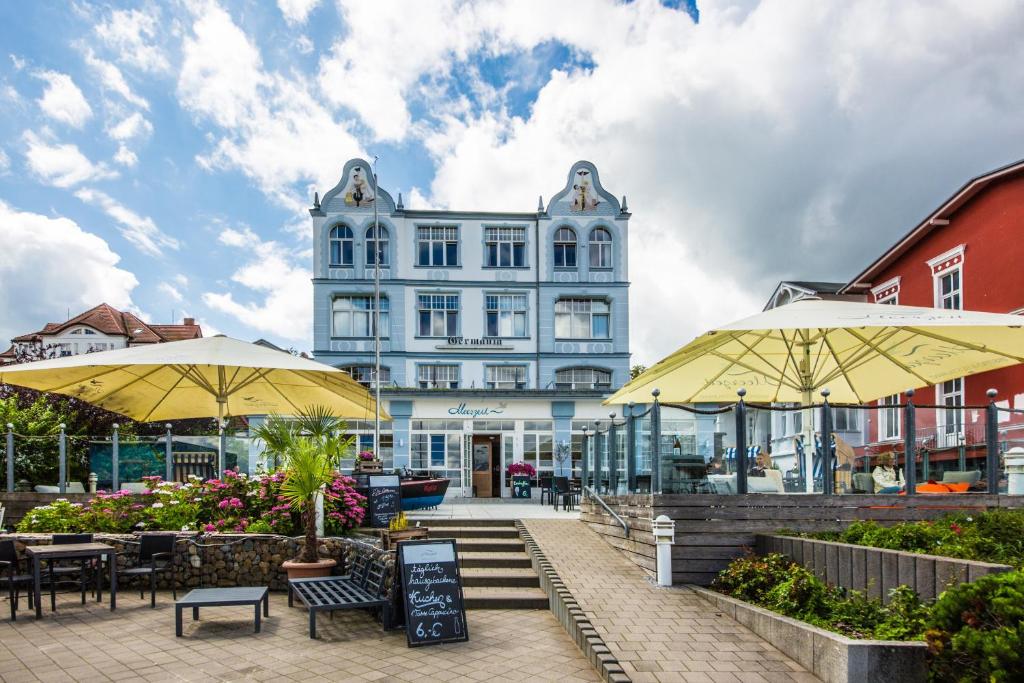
left=95, top=8, right=169, bottom=74
left=0, top=200, right=138, bottom=346
left=106, top=111, right=153, bottom=167
left=73, top=188, right=180, bottom=257
left=22, top=130, right=117, bottom=187
left=83, top=50, right=149, bottom=110
left=35, top=70, right=93, bottom=128
left=113, top=145, right=138, bottom=167
left=157, top=281, right=184, bottom=303
left=0, top=148, right=8, bottom=174
left=277, top=0, right=320, bottom=26
left=202, top=227, right=311, bottom=341
left=173, top=273, right=189, bottom=287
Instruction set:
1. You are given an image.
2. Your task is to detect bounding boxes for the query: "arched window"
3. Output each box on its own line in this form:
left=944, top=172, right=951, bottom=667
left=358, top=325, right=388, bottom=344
left=329, top=225, right=354, bottom=266
left=553, top=227, right=577, bottom=269
left=555, top=367, right=612, bottom=390
left=588, top=228, right=612, bottom=269
left=365, top=224, right=389, bottom=266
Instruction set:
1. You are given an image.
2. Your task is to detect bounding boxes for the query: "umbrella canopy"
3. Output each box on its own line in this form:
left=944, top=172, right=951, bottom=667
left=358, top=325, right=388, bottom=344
left=0, top=336, right=388, bottom=423
left=608, top=299, right=1024, bottom=406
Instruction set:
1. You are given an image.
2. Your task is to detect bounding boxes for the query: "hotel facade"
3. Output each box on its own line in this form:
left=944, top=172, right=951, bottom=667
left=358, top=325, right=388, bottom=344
left=312, top=159, right=631, bottom=497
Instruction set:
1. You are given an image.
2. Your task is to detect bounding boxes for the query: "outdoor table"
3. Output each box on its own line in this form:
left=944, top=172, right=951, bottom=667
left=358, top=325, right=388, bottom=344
left=175, top=587, right=269, bottom=637
left=25, top=542, right=117, bottom=619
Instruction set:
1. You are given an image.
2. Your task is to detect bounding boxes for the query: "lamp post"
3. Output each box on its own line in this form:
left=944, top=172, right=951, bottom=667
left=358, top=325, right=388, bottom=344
left=371, top=155, right=382, bottom=463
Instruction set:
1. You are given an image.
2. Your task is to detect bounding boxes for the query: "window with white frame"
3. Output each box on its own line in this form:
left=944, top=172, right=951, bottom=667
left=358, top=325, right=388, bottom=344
left=484, top=227, right=527, bottom=267
left=775, top=407, right=802, bottom=437
left=332, top=296, right=389, bottom=337
left=485, top=365, right=527, bottom=389
left=485, top=294, right=527, bottom=337
left=418, top=364, right=459, bottom=389
left=329, top=225, right=354, bottom=266
left=364, top=224, right=389, bottom=266
left=417, top=294, right=459, bottom=337
left=938, top=269, right=962, bottom=310
left=410, top=420, right=462, bottom=476
left=416, top=226, right=459, bottom=267
left=340, top=365, right=391, bottom=389
left=879, top=394, right=900, bottom=440
left=555, top=367, right=611, bottom=390
left=554, top=298, right=610, bottom=338
left=832, top=407, right=860, bottom=432
left=588, top=227, right=612, bottom=269
left=553, top=227, right=577, bottom=268
left=940, top=378, right=964, bottom=440
left=523, top=426, right=554, bottom=478
left=342, top=420, right=394, bottom=469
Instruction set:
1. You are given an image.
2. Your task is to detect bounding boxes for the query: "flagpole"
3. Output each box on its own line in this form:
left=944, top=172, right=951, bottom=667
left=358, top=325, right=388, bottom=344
left=372, top=156, right=381, bottom=463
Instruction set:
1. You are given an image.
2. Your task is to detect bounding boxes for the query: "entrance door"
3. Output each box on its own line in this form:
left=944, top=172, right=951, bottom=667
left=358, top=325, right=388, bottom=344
left=472, top=435, right=502, bottom=498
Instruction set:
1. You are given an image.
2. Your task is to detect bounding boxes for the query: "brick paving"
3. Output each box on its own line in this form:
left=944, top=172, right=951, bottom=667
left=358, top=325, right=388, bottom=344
left=522, top=520, right=820, bottom=683
left=0, top=592, right=598, bottom=682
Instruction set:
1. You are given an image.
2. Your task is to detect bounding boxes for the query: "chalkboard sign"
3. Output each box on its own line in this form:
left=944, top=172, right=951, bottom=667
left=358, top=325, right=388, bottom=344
left=397, top=539, right=469, bottom=647
left=368, top=475, right=401, bottom=528
left=511, top=475, right=531, bottom=498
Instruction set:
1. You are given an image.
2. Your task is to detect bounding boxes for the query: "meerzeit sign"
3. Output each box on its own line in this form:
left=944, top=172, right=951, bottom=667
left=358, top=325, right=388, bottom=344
left=435, top=336, right=512, bottom=350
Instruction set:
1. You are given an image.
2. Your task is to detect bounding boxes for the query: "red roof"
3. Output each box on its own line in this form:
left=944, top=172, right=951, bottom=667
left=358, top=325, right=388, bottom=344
left=10, top=303, right=202, bottom=345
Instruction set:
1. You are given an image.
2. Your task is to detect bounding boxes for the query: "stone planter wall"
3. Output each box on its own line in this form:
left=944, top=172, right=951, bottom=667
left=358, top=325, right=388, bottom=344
left=692, top=586, right=927, bottom=683
left=2, top=533, right=366, bottom=591
left=756, top=534, right=1013, bottom=602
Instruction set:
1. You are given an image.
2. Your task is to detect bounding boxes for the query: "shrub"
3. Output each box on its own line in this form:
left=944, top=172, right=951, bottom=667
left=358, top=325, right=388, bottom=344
left=712, top=552, right=795, bottom=603
left=925, top=570, right=1024, bottom=683
left=17, top=499, right=86, bottom=532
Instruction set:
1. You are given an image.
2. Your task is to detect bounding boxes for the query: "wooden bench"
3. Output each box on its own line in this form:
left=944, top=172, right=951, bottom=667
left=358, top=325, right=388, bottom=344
left=287, top=553, right=395, bottom=639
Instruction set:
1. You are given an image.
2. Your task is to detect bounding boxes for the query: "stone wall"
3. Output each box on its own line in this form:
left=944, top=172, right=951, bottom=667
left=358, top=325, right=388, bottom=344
left=3, top=533, right=379, bottom=591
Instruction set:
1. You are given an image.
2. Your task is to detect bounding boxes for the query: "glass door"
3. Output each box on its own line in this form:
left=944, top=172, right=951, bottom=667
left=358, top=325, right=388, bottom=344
left=462, top=434, right=473, bottom=497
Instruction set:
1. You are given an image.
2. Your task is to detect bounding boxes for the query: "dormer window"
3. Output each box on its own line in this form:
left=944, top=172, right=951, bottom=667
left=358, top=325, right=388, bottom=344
left=329, top=226, right=354, bottom=267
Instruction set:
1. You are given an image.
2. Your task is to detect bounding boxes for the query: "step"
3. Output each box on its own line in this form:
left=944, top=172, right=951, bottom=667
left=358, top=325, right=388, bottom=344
left=459, top=567, right=541, bottom=588
left=407, top=518, right=517, bottom=528
left=462, top=587, right=549, bottom=610
left=454, top=538, right=526, bottom=553
left=458, top=552, right=534, bottom=569
left=426, top=526, right=521, bottom=539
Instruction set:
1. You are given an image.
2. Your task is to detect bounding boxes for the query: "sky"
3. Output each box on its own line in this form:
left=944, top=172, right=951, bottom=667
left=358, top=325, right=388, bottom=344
left=0, top=0, right=1022, bottom=367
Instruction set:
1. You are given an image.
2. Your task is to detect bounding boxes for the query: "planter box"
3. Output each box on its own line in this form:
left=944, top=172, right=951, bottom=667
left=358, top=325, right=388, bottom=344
left=354, top=460, right=384, bottom=475
left=381, top=527, right=428, bottom=550
left=756, top=534, right=1013, bottom=601
left=692, top=586, right=927, bottom=683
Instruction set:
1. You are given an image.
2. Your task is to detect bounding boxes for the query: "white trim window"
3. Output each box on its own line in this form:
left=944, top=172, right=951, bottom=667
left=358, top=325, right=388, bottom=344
left=555, top=298, right=610, bottom=339
left=329, top=226, right=354, bottom=266
left=553, top=227, right=577, bottom=268
left=878, top=394, right=901, bottom=441
left=928, top=244, right=965, bottom=310
left=417, top=294, right=459, bottom=337
left=938, top=378, right=964, bottom=447
left=588, top=227, right=612, bottom=269
left=485, top=294, right=527, bottom=337
left=871, top=276, right=900, bottom=305
left=416, top=226, right=458, bottom=267
left=485, top=365, right=527, bottom=389
left=832, top=407, right=860, bottom=432
left=418, top=364, right=460, bottom=389
left=523, top=428, right=554, bottom=477
left=365, top=224, right=389, bottom=266
left=484, top=227, right=527, bottom=267
left=555, top=367, right=611, bottom=390
left=340, top=365, right=390, bottom=389
left=410, top=420, right=462, bottom=474
left=332, top=296, right=389, bottom=338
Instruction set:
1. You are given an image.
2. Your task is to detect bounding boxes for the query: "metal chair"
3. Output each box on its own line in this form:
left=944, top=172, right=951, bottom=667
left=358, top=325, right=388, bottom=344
left=0, top=540, right=34, bottom=621
left=119, top=534, right=177, bottom=608
left=552, top=477, right=577, bottom=511
left=49, top=533, right=94, bottom=611
left=539, top=475, right=554, bottom=505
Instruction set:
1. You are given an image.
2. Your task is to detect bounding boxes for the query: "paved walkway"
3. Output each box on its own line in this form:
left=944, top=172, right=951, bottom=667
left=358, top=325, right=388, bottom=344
left=522, top=520, right=819, bottom=683
left=410, top=498, right=579, bottom=520
left=0, top=592, right=598, bottom=682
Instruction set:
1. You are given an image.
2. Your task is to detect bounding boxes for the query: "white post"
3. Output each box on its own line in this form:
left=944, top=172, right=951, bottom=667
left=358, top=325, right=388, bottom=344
left=651, top=514, right=675, bottom=587
left=315, top=487, right=325, bottom=536
left=1005, top=447, right=1024, bottom=495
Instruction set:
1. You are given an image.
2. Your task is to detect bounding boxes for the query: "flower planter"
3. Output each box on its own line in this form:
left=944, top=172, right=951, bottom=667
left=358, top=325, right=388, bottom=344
left=354, top=460, right=384, bottom=475
left=381, top=527, right=428, bottom=550
left=282, top=558, right=337, bottom=580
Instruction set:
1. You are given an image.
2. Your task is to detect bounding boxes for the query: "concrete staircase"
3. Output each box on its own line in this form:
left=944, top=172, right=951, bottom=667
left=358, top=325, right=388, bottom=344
left=418, top=519, right=549, bottom=610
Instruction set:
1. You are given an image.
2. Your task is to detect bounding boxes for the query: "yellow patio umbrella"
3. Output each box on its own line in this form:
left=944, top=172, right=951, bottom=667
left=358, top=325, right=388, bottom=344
left=608, top=300, right=1024, bottom=487
left=0, top=335, right=386, bottom=422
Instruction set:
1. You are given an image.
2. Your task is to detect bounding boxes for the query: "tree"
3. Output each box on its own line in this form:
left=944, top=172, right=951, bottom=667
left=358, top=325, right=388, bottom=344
left=630, top=364, right=648, bottom=379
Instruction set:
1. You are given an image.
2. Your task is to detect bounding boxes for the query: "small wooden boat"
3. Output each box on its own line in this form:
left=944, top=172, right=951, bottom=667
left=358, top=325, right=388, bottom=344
left=400, top=477, right=450, bottom=510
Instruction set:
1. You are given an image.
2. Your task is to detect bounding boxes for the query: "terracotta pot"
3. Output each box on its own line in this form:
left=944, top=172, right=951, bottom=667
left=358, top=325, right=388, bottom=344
left=282, top=558, right=336, bottom=580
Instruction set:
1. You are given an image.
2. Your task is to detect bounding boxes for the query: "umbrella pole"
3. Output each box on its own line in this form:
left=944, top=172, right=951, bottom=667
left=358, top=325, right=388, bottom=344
left=803, top=390, right=815, bottom=494
left=217, top=400, right=225, bottom=475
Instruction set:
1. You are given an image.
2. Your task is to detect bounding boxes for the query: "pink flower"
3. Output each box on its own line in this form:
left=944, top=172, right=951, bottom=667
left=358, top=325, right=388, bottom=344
left=204, top=524, right=216, bottom=532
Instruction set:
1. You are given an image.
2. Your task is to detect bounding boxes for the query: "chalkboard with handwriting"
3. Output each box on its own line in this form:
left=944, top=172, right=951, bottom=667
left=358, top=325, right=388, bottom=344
left=397, top=539, right=468, bottom=647
left=368, top=475, right=401, bottom=528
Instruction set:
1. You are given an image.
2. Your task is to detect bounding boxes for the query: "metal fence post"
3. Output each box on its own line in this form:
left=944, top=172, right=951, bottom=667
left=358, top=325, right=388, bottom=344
left=58, top=423, right=67, bottom=494
left=735, top=389, right=748, bottom=494
left=166, top=424, right=174, bottom=482
left=595, top=428, right=605, bottom=494
left=608, top=412, right=619, bottom=494
left=986, top=388, right=999, bottom=494
left=218, top=421, right=226, bottom=475
left=112, top=423, right=120, bottom=491
left=626, top=402, right=637, bottom=493
left=5, top=424, right=13, bottom=493
left=903, top=389, right=916, bottom=496
left=651, top=389, right=662, bottom=495
left=820, top=389, right=833, bottom=495
left=581, top=427, right=590, bottom=490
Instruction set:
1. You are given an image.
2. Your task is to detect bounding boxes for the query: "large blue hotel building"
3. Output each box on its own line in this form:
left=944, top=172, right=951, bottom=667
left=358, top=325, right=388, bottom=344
left=312, top=159, right=631, bottom=497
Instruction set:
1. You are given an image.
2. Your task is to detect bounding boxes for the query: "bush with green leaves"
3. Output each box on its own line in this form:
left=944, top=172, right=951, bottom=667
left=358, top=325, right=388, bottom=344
left=925, top=570, right=1024, bottom=682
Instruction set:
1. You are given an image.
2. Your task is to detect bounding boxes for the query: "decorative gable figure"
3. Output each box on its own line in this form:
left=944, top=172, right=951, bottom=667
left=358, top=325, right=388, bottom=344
left=571, top=168, right=601, bottom=212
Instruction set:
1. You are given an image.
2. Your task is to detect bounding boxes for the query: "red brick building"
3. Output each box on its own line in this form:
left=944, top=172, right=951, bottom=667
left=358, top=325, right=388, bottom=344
left=840, top=159, right=1024, bottom=467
